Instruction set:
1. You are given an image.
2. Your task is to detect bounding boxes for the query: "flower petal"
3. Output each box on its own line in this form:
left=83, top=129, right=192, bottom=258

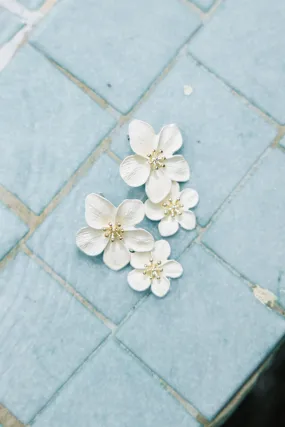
left=120, top=155, right=150, bottom=187
left=180, top=188, right=199, bottom=209
left=178, top=211, right=196, bottom=230
left=146, top=169, right=171, bottom=203
left=116, top=199, right=145, bottom=227
left=158, top=217, right=179, bottom=237
left=165, top=155, right=190, bottom=182
left=152, top=240, right=171, bottom=263
left=151, top=276, right=170, bottom=297
left=76, top=227, right=108, bottom=256
left=128, top=269, right=151, bottom=292
left=124, top=229, right=154, bottom=252
left=103, top=240, right=130, bottom=271
left=85, top=194, right=116, bottom=229
left=130, top=251, right=151, bottom=269
left=162, top=260, right=183, bottom=278
left=158, top=124, right=182, bottom=158
left=144, top=199, right=164, bottom=221
left=129, top=119, right=157, bottom=157
left=169, top=181, right=180, bottom=200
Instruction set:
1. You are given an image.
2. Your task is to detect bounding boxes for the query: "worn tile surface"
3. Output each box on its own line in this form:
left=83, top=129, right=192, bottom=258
left=28, top=154, right=146, bottom=324
left=0, top=8, right=22, bottom=45
left=204, top=149, right=285, bottom=306
left=0, top=44, right=115, bottom=214
left=32, top=340, right=198, bottom=427
left=111, top=55, right=276, bottom=226
left=117, top=244, right=285, bottom=419
left=31, top=0, right=201, bottom=113
left=280, top=135, right=285, bottom=149
left=0, top=202, right=28, bottom=260
left=0, top=253, right=109, bottom=423
left=18, top=0, right=45, bottom=9
left=190, top=0, right=215, bottom=12
left=189, top=0, right=285, bottom=123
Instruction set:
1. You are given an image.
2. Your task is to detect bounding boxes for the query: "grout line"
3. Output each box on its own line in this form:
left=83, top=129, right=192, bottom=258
left=22, top=245, right=117, bottom=331
left=30, top=45, right=121, bottom=120
left=188, top=53, right=281, bottom=130
left=0, top=185, right=38, bottom=228
left=29, top=333, right=111, bottom=425
left=107, top=149, right=121, bottom=164
left=205, top=0, right=224, bottom=19
left=179, top=0, right=206, bottom=19
left=0, top=403, right=25, bottom=427
left=115, top=339, right=209, bottom=425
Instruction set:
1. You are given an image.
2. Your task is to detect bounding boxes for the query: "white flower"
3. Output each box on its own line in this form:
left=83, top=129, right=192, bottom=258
left=145, top=182, right=199, bottom=237
left=76, top=194, right=154, bottom=271
left=120, top=120, right=190, bottom=203
left=128, top=240, right=183, bottom=297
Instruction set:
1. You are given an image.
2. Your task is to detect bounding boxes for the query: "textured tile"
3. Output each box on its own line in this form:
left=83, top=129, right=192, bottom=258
left=0, top=202, right=28, bottom=260
left=280, top=135, right=285, bottom=148
left=204, top=149, right=285, bottom=306
left=33, top=340, right=198, bottom=427
left=117, top=244, right=285, bottom=419
left=0, top=44, right=115, bottom=214
left=28, top=154, right=146, bottom=324
left=31, top=0, right=201, bottom=113
left=189, top=0, right=215, bottom=12
left=0, top=7, right=22, bottom=45
left=189, top=0, right=285, bottom=123
left=0, top=252, right=109, bottom=423
left=18, top=0, right=44, bottom=9
left=111, top=55, right=276, bottom=226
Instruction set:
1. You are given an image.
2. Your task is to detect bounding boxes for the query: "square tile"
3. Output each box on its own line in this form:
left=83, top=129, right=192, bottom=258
left=189, top=0, right=285, bottom=123
left=0, top=202, right=28, bottom=260
left=28, top=154, right=146, bottom=324
left=33, top=340, right=198, bottom=427
left=117, top=244, right=285, bottom=419
left=111, top=54, right=276, bottom=226
left=0, top=7, right=22, bottom=45
left=204, top=149, right=285, bottom=306
left=0, top=252, right=109, bottom=423
left=31, top=0, right=201, bottom=113
left=0, top=44, right=115, bottom=214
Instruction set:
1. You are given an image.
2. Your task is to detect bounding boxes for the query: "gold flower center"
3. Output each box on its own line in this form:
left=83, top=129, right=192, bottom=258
left=147, top=149, right=166, bottom=170
left=103, top=222, right=124, bottom=242
left=162, top=198, right=184, bottom=218
left=143, top=258, right=163, bottom=281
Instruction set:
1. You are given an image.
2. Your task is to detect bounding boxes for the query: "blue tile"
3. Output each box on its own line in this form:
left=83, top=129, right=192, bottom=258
left=28, top=154, right=146, bottom=324
left=117, top=244, right=285, bottom=420
left=204, top=149, right=285, bottom=306
left=33, top=340, right=198, bottom=427
left=189, top=0, right=214, bottom=12
left=0, top=252, right=109, bottom=423
left=0, top=44, right=115, bottom=214
left=31, top=0, right=201, bottom=113
left=18, top=0, right=44, bottom=9
left=0, top=202, right=28, bottom=260
left=111, top=55, right=276, bottom=226
left=189, top=0, right=285, bottom=124
left=0, top=7, right=22, bottom=45
left=280, top=135, right=285, bottom=149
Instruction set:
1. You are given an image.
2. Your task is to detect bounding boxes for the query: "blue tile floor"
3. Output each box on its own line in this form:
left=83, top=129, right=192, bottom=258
left=0, top=0, right=285, bottom=426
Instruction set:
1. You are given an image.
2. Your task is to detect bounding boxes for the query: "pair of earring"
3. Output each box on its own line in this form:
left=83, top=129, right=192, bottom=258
left=76, top=120, right=199, bottom=297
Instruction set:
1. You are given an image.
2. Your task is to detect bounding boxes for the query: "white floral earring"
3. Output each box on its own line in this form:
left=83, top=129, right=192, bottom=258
left=120, top=120, right=190, bottom=203
left=76, top=194, right=154, bottom=271
left=145, top=182, right=199, bottom=237
left=127, top=239, right=183, bottom=297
